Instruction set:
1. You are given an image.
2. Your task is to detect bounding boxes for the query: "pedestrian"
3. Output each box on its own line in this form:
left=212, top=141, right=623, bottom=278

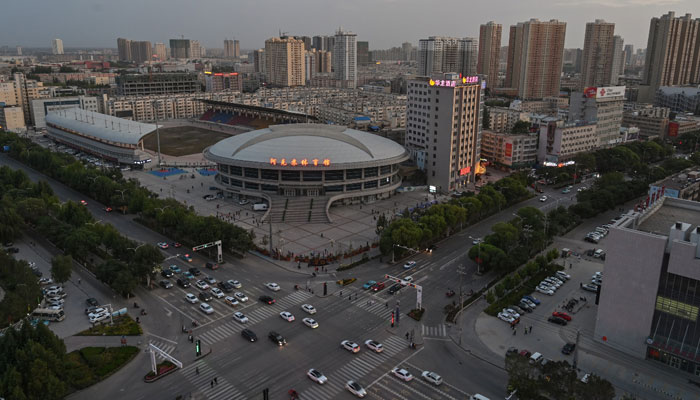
left=195, top=367, right=199, bottom=375
left=580, top=282, right=583, bottom=288
left=513, top=328, right=517, bottom=336
left=210, top=380, right=214, bottom=388
left=78, top=278, right=81, bottom=284
left=340, top=291, right=343, bottom=297
left=530, top=326, right=533, bottom=334
left=405, top=332, right=409, bottom=340
left=214, top=377, right=218, bottom=385
left=385, top=302, right=388, bottom=308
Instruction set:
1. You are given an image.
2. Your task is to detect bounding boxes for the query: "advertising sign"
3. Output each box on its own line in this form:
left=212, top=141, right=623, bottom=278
left=584, top=87, right=597, bottom=98
left=505, top=143, right=513, bottom=158
left=459, top=166, right=471, bottom=176
left=668, top=122, right=679, bottom=137
left=596, top=86, right=625, bottom=98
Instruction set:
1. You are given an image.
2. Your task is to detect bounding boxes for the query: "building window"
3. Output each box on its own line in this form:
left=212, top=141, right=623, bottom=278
left=245, top=181, right=259, bottom=190
left=261, top=169, right=278, bottom=180
left=346, top=183, right=362, bottom=191
left=346, top=169, right=362, bottom=180
left=325, top=185, right=343, bottom=192
left=364, top=167, right=378, bottom=177
left=380, top=165, right=391, bottom=175
left=230, top=166, right=242, bottom=176
left=230, top=179, right=242, bottom=187
left=244, top=168, right=259, bottom=179
left=281, top=170, right=300, bottom=181
left=325, top=170, right=344, bottom=181
left=303, top=171, right=322, bottom=181
left=364, top=180, right=378, bottom=189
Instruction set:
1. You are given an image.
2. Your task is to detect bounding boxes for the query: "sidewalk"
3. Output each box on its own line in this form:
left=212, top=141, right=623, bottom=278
left=63, top=335, right=139, bottom=353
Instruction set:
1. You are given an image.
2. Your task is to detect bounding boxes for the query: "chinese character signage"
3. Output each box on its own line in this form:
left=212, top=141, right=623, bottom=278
left=269, top=157, right=330, bottom=167
left=429, top=76, right=479, bottom=87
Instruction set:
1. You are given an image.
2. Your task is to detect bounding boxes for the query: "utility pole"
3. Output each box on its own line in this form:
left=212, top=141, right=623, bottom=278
left=456, top=265, right=467, bottom=346
left=153, top=100, right=162, bottom=166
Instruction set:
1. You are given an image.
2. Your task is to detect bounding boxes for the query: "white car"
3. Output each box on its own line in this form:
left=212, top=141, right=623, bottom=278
left=498, top=312, right=515, bottom=323
left=210, top=288, right=225, bottom=298
left=233, top=311, right=248, bottom=323
left=233, top=292, right=248, bottom=302
left=539, top=195, right=548, bottom=202
left=549, top=276, right=564, bottom=285
left=280, top=311, right=295, bottom=322
left=539, top=282, right=557, bottom=291
left=543, top=278, right=561, bottom=288
left=38, top=277, right=53, bottom=285
left=195, top=280, right=210, bottom=290
left=200, top=303, right=214, bottom=314
left=345, top=380, right=367, bottom=398
left=157, top=242, right=169, bottom=249
left=401, top=276, right=413, bottom=286
left=403, top=261, right=416, bottom=270
left=421, top=371, right=443, bottom=386
left=301, top=304, right=316, bottom=314
left=46, top=285, right=63, bottom=293
left=204, top=275, right=217, bottom=285
left=89, top=312, right=109, bottom=323
left=392, top=368, right=413, bottom=382
left=303, top=317, right=319, bottom=328
left=581, top=373, right=591, bottom=383
left=472, top=237, right=483, bottom=245
left=185, top=293, right=199, bottom=304
left=555, top=271, right=571, bottom=280
left=307, top=369, right=328, bottom=384
left=87, top=308, right=107, bottom=319
left=364, top=339, right=383, bottom=353
left=536, top=286, right=555, bottom=296
left=265, top=282, right=280, bottom=291
left=341, top=340, right=360, bottom=353
left=503, top=308, right=520, bottom=319
left=224, top=296, right=239, bottom=307
left=227, top=279, right=242, bottom=289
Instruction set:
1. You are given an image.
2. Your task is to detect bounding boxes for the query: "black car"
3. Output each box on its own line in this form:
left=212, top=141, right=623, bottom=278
left=6, top=247, right=19, bottom=254
left=189, top=267, right=201, bottom=276
left=548, top=316, right=568, bottom=326
left=199, top=292, right=213, bottom=302
left=268, top=331, right=286, bottom=346
left=177, top=278, right=190, bottom=288
left=86, top=298, right=99, bottom=307
left=506, top=347, right=519, bottom=356
left=241, top=329, right=257, bottom=342
left=218, top=281, right=234, bottom=293
left=259, top=295, right=275, bottom=305
left=159, top=280, right=173, bottom=289
left=388, top=284, right=402, bottom=295
left=161, top=270, right=174, bottom=278
left=562, top=342, right=576, bottom=355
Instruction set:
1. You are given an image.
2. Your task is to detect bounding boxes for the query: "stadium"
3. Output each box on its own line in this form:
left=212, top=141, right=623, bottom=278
left=204, top=123, right=409, bottom=223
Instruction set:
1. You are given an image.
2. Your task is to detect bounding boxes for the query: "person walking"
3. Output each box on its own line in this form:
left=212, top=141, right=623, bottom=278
left=195, top=367, right=199, bottom=375
left=214, top=377, right=218, bottom=385
left=210, top=380, right=214, bottom=388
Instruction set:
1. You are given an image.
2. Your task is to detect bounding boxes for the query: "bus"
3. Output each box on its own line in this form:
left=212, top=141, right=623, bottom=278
left=32, top=308, right=65, bottom=322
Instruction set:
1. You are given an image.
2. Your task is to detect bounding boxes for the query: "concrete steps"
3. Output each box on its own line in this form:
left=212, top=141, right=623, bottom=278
left=267, top=196, right=330, bottom=223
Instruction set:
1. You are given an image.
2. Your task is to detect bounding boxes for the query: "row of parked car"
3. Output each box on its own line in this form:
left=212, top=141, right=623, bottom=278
left=585, top=224, right=611, bottom=244
left=497, top=294, right=543, bottom=323
left=535, top=270, right=571, bottom=296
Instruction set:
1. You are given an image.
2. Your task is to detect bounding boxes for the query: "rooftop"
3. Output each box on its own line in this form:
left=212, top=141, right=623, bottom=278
left=636, top=200, right=700, bottom=236
left=45, top=108, right=157, bottom=146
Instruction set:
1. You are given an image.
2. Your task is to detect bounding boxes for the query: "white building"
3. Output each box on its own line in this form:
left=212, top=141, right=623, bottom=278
left=333, top=29, right=357, bottom=89
left=568, top=86, right=625, bottom=147
left=407, top=74, right=483, bottom=192
left=31, top=96, right=100, bottom=128
left=52, top=39, right=64, bottom=55
left=538, top=117, right=597, bottom=163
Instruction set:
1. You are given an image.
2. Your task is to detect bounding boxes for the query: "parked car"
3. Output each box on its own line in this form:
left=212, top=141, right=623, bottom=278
left=548, top=316, right=568, bottom=326
left=523, top=295, right=540, bottom=305
left=582, top=283, right=599, bottom=292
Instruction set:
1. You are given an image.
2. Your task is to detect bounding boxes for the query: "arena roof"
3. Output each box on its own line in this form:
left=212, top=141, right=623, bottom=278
left=207, top=124, right=407, bottom=165
left=45, top=108, right=157, bottom=146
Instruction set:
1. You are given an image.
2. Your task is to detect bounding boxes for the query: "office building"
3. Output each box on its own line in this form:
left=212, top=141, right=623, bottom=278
left=16, top=46, right=22, bottom=56
left=611, top=35, right=625, bottom=85
left=0, top=106, right=26, bottom=133
left=265, top=36, right=306, bottom=87
left=505, top=19, right=566, bottom=99
left=478, top=21, right=502, bottom=88
left=580, top=20, right=615, bottom=89
left=480, top=130, right=538, bottom=170
left=406, top=74, right=484, bottom=191
left=30, top=96, right=100, bottom=128
left=595, top=195, right=700, bottom=377
left=418, top=37, right=479, bottom=78
left=357, top=41, right=369, bottom=66
left=538, top=117, right=597, bottom=163
left=641, top=12, right=700, bottom=101
left=117, top=73, right=200, bottom=96
left=655, top=86, right=700, bottom=114
left=52, top=39, right=64, bottom=55
left=224, top=39, right=240, bottom=58
left=170, top=39, right=192, bottom=59
left=667, top=118, right=700, bottom=138
left=569, top=86, right=625, bottom=147
left=333, top=29, right=358, bottom=88
left=154, top=43, right=167, bottom=61
left=623, top=105, right=671, bottom=139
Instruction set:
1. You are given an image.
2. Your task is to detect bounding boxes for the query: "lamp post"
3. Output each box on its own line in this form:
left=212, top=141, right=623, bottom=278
left=468, top=236, right=482, bottom=274
left=152, top=100, right=162, bottom=166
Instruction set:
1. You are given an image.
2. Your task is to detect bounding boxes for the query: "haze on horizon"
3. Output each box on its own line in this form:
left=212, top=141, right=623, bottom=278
left=2, top=0, right=699, bottom=50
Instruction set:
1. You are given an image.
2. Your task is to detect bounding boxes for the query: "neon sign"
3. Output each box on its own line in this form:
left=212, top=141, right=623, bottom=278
left=429, top=76, right=479, bottom=87
left=270, top=158, right=330, bottom=167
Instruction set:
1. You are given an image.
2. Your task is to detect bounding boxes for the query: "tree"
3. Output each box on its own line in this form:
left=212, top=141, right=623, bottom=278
left=50, top=255, right=73, bottom=284
left=511, top=120, right=531, bottom=134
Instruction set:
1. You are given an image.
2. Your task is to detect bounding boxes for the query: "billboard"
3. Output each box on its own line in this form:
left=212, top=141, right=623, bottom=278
left=504, top=142, right=513, bottom=158
left=668, top=121, right=679, bottom=137
left=596, top=86, right=625, bottom=98
left=584, top=87, right=597, bottom=98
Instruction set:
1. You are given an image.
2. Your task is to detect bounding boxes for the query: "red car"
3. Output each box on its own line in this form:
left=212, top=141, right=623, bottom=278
left=552, top=311, right=572, bottom=321
left=172, top=242, right=182, bottom=248
left=519, top=349, right=531, bottom=357
left=104, top=207, right=113, bottom=212
left=371, top=282, right=386, bottom=292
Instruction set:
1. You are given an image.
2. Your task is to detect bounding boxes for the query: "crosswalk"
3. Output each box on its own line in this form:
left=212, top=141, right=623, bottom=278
left=198, top=290, right=313, bottom=345
left=421, top=324, right=447, bottom=338
left=181, top=360, right=246, bottom=400
left=147, top=338, right=177, bottom=360
left=350, top=296, right=394, bottom=319
left=300, top=335, right=408, bottom=400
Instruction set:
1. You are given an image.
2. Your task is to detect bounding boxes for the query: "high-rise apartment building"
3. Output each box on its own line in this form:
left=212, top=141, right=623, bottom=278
left=357, top=41, right=369, bottom=66
left=224, top=39, right=235, bottom=58
left=305, top=51, right=317, bottom=81
left=154, top=43, right=167, bottom=61
left=402, top=42, right=413, bottom=61
left=580, top=20, right=615, bottom=89
left=611, top=35, right=625, bottom=84
left=130, top=41, right=153, bottom=64
left=52, top=39, right=64, bottom=55
left=333, top=29, right=357, bottom=88
left=642, top=12, right=700, bottom=101
left=312, top=36, right=335, bottom=53
left=406, top=74, right=483, bottom=191
left=505, top=19, right=566, bottom=99
left=190, top=40, right=202, bottom=59
left=170, top=39, right=191, bottom=59
left=265, top=37, right=306, bottom=87
left=317, top=50, right=332, bottom=73
left=253, top=49, right=266, bottom=75
left=117, top=38, right=132, bottom=61
left=418, top=37, right=478, bottom=78
left=624, top=44, right=634, bottom=67
left=204, top=72, right=242, bottom=93
left=478, top=21, right=502, bottom=88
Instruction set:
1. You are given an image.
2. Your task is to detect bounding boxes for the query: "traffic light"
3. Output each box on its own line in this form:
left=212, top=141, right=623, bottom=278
left=195, top=339, right=201, bottom=356
left=391, top=311, right=395, bottom=327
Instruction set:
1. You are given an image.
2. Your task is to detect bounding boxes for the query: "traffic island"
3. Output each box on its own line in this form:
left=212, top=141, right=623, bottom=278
left=144, top=360, right=178, bottom=382
left=407, top=308, right=425, bottom=321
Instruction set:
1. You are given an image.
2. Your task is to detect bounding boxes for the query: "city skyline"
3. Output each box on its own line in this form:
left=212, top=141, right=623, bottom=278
left=2, top=0, right=699, bottom=50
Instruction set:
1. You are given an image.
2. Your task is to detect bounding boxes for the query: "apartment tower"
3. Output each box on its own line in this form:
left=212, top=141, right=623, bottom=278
left=52, top=39, right=64, bottom=55
left=580, top=19, right=615, bottom=89
left=333, top=29, right=358, bottom=88
left=418, top=37, right=479, bottom=78
left=505, top=19, right=566, bottom=99
left=265, top=36, right=306, bottom=87
left=477, top=21, right=502, bottom=88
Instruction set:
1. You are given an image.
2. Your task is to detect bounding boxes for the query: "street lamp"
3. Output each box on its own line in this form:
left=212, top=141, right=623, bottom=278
left=152, top=100, right=163, bottom=167
left=468, top=235, right=482, bottom=274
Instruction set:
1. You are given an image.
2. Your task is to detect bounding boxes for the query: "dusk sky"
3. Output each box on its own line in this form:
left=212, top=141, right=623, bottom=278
left=2, top=0, right=699, bottom=50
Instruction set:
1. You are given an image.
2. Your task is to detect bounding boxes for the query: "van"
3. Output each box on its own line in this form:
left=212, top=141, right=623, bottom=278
left=252, top=203, right=268, bottom=211
left=529, top=352, right=543, bottom=364
left=469, top=395, right=490, bottom=400
left=594, top=249, right=605, bottom=258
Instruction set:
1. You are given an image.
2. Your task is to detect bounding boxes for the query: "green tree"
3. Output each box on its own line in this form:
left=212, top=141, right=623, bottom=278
left=50, top=255, right=73, bottom=284
left=485, top=290, right=495, bottom=304
left=511, top=120, right=531, bottom=134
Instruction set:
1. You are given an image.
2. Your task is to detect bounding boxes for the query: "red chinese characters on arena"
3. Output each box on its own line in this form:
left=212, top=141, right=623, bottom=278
left=270, top=157, right=330, bottom=166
